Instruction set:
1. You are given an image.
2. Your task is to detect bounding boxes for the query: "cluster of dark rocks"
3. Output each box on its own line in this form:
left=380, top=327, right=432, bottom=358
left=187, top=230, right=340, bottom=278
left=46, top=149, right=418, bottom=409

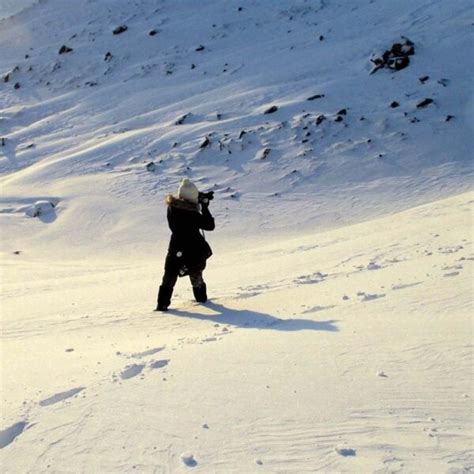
left=370, top=37, right=415, bottom=74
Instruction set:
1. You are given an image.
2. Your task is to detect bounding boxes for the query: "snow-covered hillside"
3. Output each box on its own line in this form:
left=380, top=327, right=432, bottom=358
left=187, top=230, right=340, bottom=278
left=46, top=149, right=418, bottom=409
left=0, top=0, right=473, bottom=472
left=0, top=0, right=473, bottom=257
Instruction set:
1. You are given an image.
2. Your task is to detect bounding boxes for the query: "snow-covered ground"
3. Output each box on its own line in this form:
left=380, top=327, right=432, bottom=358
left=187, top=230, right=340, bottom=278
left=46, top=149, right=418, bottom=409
left=1, top=0, right=473, bottom=472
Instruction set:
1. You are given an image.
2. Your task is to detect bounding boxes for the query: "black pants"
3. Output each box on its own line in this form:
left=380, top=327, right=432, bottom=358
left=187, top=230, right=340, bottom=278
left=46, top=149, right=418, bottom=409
left=161, top=267, right=205, bottom=290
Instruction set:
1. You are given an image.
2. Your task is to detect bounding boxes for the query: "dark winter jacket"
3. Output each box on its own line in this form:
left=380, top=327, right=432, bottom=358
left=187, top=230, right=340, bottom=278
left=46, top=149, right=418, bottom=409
left=165, top=194, right=215, bottom=276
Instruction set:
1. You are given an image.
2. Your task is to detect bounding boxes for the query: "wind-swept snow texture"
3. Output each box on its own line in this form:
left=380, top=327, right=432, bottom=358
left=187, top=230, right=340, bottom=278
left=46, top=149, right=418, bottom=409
left=0, top=0, right=473, bottom=472
left=0, top=0, right=473, bottom=258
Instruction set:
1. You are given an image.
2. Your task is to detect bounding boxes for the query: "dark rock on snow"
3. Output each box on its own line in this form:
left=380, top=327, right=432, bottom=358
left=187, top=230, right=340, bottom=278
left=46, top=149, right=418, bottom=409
left=370, top=37, right=414, bottom=74
left=195, top=45, right=205, bottom=52
left=316, top=114, right=326, bottom=125
left=113, top=25, right=128, bottom=35
left=390, top=101, right=400, bottom=108
left=307, top=94, right=325, bottom=101
left=416, top=98, right=434, bottom=108
left=199, top=136, right=211, bottom=148
left=264, top=105, right=278, bottom=114
left=175, top=113, right=191, bottom=125
left=419, top=76, right=429, bottom=84
left=58, top=45, right=73, bottom=54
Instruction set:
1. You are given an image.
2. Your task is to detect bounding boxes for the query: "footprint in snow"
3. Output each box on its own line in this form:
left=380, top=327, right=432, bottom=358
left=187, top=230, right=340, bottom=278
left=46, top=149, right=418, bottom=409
left=443, top=271, right=460, bottom=277
left=0, top=421, right=29, bottom=449
left=438, top=245, right=464, bottom=254
left=301, top=305, right=336, bottom=314
left=294, top=271, right=327, bottom=284
left=128, top=347, right=164, bottom=359
left=357, top=291, right=385, bottom=302
left=120, top=364, right=145, bottom=380
left=149, top=359, right=169, bottom=369
left=367, top=262, right=382, bottom=270
left=335, top=447, right=357, bottom=456
left=391, top=282, right=422, bottom=290
left=39, top=387, right=85, bottom=407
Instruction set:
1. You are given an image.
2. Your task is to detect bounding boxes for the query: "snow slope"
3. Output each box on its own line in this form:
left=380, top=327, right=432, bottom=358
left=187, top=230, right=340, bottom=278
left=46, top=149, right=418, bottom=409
left=1, top=191, right=473, bottom=472
left=0, top=0, right=473, bottom=258
left=1, top=0, right=473, bottom=472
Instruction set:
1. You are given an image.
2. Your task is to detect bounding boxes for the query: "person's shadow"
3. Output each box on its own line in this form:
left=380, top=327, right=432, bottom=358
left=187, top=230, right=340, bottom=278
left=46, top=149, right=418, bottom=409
left=169, top=301, right=339, bottom=332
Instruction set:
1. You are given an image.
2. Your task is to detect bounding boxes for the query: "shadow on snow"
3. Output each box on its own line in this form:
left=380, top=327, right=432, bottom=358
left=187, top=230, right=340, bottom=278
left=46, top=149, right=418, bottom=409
left=169, top=301, right=339, bottom=332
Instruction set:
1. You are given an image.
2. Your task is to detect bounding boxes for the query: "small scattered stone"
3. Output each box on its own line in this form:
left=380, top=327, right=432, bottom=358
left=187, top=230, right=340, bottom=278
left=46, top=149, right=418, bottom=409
left=416, top=98, right=434, bottom=108
left=146, top=162, right=156, bottom=172
left=58, top=45, right=73, bottom=54
left=316, top=114, right=326, bottom=125
left=377, top=371, right=388, bottom=377
left=258, top=148, right=271, bottom=160
left=14, top=82, right=20, bottom=89
left=264, top=105, right=278, bottom=114
left=202, top=424, right=209, bottom=429
left=445, top=114, right=454, bottom=122
left=256, top=459, right=263, bottom=465
left=13, top=250, right=21, bottom=255
left=195, top=45, right=205, bottom=52
left=334, top=116, right=343, bottom=122
left=191, top=63, right=196, bottom=69
left=113, top=25, right=128, bottom=35
left=319, top=35, right=324, bottom=41
left=390, top=101, right=400, bottom=108
left=65, top=348, right=74, bottom=353
left=336, top=447, right=357, bottom=457
left=419, top=76, right=429, bottom=84
left=437, top=78, right=449, bottom=87
left=336, top=109, right=347, bottom=115
left=175, top=113, right=191, bottom=125
left=149, top=29, right=158, bottom=36
left=342, top=295, right=349, bottom=300
left=104, top=52, right=113, bottom=62
left=307, top=94, right=325, bottom=101
left=3, top=73, right=10, bottom=83
left=1, top=137, right=6, bottom=146
left=199, top=136, right=210, bottom=148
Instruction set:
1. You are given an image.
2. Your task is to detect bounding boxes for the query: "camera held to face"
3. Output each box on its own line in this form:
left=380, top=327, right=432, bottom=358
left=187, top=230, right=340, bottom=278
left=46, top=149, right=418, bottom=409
left=198, top=190, right=214, bottom=205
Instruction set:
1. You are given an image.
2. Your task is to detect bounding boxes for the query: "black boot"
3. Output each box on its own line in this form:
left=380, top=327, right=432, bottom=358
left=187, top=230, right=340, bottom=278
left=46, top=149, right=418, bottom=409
left=156, top=285, right=173, bottom=311
left=193, top=283, right=207, bottom=303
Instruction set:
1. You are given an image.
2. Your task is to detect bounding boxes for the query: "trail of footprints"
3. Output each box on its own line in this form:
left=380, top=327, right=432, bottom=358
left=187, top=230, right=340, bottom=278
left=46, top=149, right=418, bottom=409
left=236, top=238, right=471, bottom=309
left=2, top=239, right=471, bottom=450
left=1, top=346, right=173, bottom=449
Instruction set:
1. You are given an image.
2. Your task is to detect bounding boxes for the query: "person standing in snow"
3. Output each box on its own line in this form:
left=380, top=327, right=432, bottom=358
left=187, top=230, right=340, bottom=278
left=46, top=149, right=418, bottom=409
left=156, top=178, right=215, bottom=311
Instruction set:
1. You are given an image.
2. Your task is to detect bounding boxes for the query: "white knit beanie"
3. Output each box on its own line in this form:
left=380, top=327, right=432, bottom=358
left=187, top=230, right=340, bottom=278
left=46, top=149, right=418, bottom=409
left=178, top=178, right=199, bottom=203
